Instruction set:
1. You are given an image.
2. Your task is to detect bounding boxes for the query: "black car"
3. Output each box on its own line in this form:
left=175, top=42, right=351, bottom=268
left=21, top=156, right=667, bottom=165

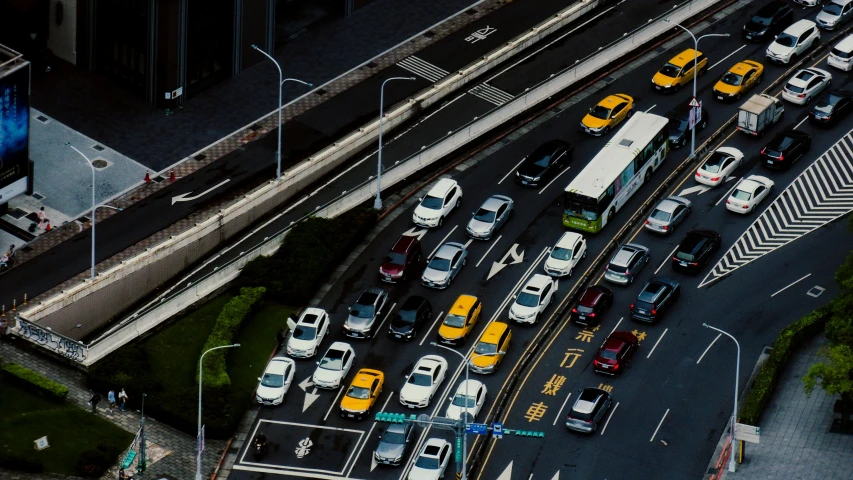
left=571, top=285, right=614, bottom=327
left=629, top=277, right=681, bottom=323
left=810, top=90, right=853, bottom=127
left=761, top=130, right=812, bottom=170
left=515, top=140, right=572, bottom=186
left=388, top=296, right=432, bottom=341
left=743, top=1, right=794, bottom=42
left=671, top=230, right=722, bottom=274
left=667, top=100, right=708, bottom=149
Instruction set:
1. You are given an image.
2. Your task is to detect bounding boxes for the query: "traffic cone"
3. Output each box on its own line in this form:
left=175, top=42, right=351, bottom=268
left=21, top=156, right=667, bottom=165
left=169, top=170, right=176, bottom=182
left=144, top=171, right=151, bottom=182
left=45, top=221, right=51, bottom=232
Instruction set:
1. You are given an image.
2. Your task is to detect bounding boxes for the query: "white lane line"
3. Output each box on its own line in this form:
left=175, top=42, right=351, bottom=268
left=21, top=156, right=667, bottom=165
left=419, top=94, right=466, bottom=122
left=538, top=167, right=572, bottom=195
left=346, top=391, right=395, bottom=477
left=716, top=178, right=742, bottom=206
left=609, top=317, right=624, bottom=336
left=428, top=225, right=458, bottom=258
left=645, top=104, right=657, bottom=113
left=374, top=302, right=396, bottom=336
left=708, top=45, right=746, bottom=70
left=771, top=273, right=812, bottom=298
left=600, top=401, right=619, bottom=436
left=650, top=408, right=670, bottom=442
left=655, top=245, right=679, bottom=274
left=323, top=386, right=346, bottom=422
left=697, top=333, right=722, bottom=365
left=647, top=328, right=668, bottom=359
left=553, top=392, right=573, bottom=426
left=794, top=115, right=809, bottom=130
left=419, top=312, right=445, bottom=346
left=476, top=235, right=502, bottom=267
left=464, top=238, right=474, bottom=249
left=499, top=158, right=527, bottom=185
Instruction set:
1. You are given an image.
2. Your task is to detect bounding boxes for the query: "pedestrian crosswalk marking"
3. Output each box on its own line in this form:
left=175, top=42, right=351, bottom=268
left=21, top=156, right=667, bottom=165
left=397, top=56, right=449, bottom=82
left=468, top=83, right=515, bottom=106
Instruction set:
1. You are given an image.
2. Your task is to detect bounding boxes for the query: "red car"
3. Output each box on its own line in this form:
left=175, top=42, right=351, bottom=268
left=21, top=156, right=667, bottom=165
left=571, top=285, right=614, bottom=327
left=593, top=331, right=638, bottom=376
left=379, top=235, right=422, bottom=283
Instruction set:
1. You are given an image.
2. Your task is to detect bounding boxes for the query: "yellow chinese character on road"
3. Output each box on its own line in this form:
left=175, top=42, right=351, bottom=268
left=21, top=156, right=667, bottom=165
left=631, top=329, right=647, bottom=342
left=598, top=383, right=613, bottom=393
left=561, top=348, right=584, bottom=368
left=542, top=374, right=566, bottom=396
left=575, top=329, right=595, bottom=342
left=524, top=402, right=548, bottom=422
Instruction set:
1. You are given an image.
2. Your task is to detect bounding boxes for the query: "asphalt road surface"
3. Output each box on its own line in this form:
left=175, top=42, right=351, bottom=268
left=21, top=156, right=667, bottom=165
left=229, top=1, right=853, bottom=479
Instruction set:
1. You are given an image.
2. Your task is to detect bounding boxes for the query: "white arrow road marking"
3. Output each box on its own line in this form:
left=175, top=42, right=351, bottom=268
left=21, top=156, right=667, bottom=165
left=551, top=470, right=560, bottom=480
left=298, top=376, right=314, bottom=392
left=371, top=453, right=378, bottom=472
left=488, top=244, right=524, bottom=280
left=402, top=227, right=428, bottom=241
left=496, top=461, right=513, bottom=480
left=303, top=387, right=321, bottom=413
left=171, top=178, right=230, bottom=205
left=677, top=184, right=712, bottom=197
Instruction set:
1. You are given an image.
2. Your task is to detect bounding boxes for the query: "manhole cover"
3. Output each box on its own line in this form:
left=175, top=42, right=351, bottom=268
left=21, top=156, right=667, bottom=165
left=93, top=144, right=105, bottom=151
left=92, top=159, right=109, bottom=169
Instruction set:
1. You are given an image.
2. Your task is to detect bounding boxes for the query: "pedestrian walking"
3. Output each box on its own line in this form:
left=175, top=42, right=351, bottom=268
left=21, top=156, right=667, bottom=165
left=118, top=467, right=126, bottom=480
left=108, top=389, right=117, bottom=409
left=37, top=207, right=47, bottom=230
left=118, top=388, right=128, bottom=411
left=89, top=391, right=101, bottom=414
left=276, top=328, right=286, bottom=351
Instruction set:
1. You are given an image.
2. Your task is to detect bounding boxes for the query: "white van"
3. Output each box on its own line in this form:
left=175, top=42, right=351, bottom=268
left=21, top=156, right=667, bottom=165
left=829, top=34, right=853, bottom=70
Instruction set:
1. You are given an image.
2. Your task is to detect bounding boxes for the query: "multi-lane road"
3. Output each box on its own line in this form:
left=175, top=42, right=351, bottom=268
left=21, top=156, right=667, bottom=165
left=230, top=1, right=853, bottom=479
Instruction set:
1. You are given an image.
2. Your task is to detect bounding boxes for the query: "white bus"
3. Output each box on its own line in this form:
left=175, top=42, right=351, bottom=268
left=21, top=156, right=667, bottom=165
left=562, top=112, right=670, bottom=232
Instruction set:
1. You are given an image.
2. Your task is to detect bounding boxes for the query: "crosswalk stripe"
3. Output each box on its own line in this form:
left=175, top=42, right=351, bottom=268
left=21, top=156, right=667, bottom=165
left=397, top=56, right=449, bottom=82
left=468, top=83, right=515, bottom=106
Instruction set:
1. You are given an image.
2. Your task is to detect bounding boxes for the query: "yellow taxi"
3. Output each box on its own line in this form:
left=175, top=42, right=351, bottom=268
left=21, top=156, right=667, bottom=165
left=437, top=295, right=482, bottom=346
left=652, top=48, right=708, bottom=92
left=469, top=322, right=511, bottom=374
left=340, top=368, right=384, bottom=420
left=580, top=94, right=635, bottom=136
left=713, top=60, right=764, bottom=102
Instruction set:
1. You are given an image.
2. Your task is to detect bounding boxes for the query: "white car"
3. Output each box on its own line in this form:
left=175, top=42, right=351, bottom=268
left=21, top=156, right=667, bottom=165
left=543, top=231, right=587, bottom=277
left=399, top=355, right=448, bottom=408
left=255, top=356, right=295, bottom=406
left=726, top=175, right=775, bottom=214
left=766, top=19, right=819, bottom=65
left=782, top=68, right=832, bottom=105
left=286, top=307, right=330, bottom=358
left=509, top=274, right=558, bottom=324
left=695, top=147, right=743, bottom=186
left=312, top=342, right=355, bottom=389
left=445, top=379, right=487, bottom=421
left=408, top=438, right=451, bottom=480
left=412, top=178, right=462, bottom=228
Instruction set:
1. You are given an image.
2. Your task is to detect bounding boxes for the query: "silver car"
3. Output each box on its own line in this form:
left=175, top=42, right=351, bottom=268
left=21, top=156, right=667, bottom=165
left=343, top=288, right=388, bottom=338
left=603, top=243, right=650, bottom=285
left=466, top=195, right=513, bottom=240
left=816, top=0, right=853, bottom=30
left=421, top=242, right=467, bottom=289
left=644, top=196, right=691, bottom=235
left=374, top=422, right=415, bottom=466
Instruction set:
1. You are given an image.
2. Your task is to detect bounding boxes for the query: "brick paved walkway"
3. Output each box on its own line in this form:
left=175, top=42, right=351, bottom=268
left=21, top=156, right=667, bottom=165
left=0, top=339, right=224, bottom=480
left=723, top=335, right=853, bottom=480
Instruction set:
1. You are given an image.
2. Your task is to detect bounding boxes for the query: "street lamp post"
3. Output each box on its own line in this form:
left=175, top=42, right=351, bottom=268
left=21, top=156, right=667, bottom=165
left=251, top=45, right=312, bottom=181
left=663, top=20, right=729, bottom=157
left=374, top=76, right=416, bottom=210
left=66, top=143, right=97, bottom=280
left=196, top=343, right=240, bottom=480
left=703, top=323, right=740, bottom=473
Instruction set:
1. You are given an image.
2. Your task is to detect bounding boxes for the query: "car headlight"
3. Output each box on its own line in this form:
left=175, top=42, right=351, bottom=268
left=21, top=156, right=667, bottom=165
left=343, top=324, right=352, bottom=330
left=515, top=171, right=520, bottom=176
left=533, top=176, right=541, bottom=182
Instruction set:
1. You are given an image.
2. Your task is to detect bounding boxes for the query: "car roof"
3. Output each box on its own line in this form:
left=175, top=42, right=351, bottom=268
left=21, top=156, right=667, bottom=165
left=392, top=235, right=419, bottom=254
left=384, top=423, right=408, bottom=434
left=738, top=178, right=764, bottom=193
left=457, top=379, right=485, bottom=392
left=679, top=231, right=717, bottom=251
left=298, top=308, right=326, bottom=325
left=435, top=242, right=463, bottom=259
left=612, top=244, right=647, bottom=265
left=656, top=197, right=685, bottom=214
left=449, top=295, right=479, bottom=315
left=480, top=322, right=509, bottom=343
left=523, top=274, right=553, bottom=292
left=328, top=341, right=352, bottom=353
left=267, top=356, right=294, bottom=374
left=649, top=276, right=679, bottom=290
left=401, top=295, right=428, bottom=310
left=835, top=34, right=853, bottom=52
left=416, top=355, right=445, bottom=372
left=788, top=69, right=820, bottom=87
left=607, top=331, right=638, bottom=346
left=579, top=285, right=609, bottom=306
left=638, top=281, right=667, bottom=302
left=668, top=48, right=702, bottom=67
left=426, top=178, right=458, bottom=197
left=481, top=195, right=510, bottom=211
left=556, top=231, right=584, bottom=249
left=357, top=289, right=380, bottom=305
left=422, top=438, right=448, bottom=453
left=729, top=61, right=760, bottom=74
left=599, top=94, right=632, bottom=107
left=668, top=98, right=707, bottom=118
left=782, top=19, right=816, bottom=36
left=574, top=388, right=608, bottom=413
left=352, top=368, right=382, bottom=387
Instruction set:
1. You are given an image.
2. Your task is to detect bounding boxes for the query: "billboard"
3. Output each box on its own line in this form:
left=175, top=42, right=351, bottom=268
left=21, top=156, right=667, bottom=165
left=0, top=61, right=30, bottom=204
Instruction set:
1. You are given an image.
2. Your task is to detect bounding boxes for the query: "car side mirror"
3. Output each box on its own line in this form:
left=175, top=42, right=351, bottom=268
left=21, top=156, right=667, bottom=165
left=257, top=377, right=262, bottom=382
left=405, top=375, right=410, bottom=379
left=448, top=396, right=453, bottom=401
left=499, top=351, right=507, bottom=355
left=315, top=361, right=320, bottom=366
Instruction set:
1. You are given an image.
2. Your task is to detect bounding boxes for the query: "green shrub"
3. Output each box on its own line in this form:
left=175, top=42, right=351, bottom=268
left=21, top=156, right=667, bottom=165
left=1, top=363, right=69, bottom=401
left=0, top=452, right=44, bottom=473
left=836, top=250, right=853, bottom=291
left=75, top=448, right=113, bottom=478
left=87, top=346, right=163, bottom=408
left=197, top=286, right=266, bottom=389
left=740, top=303, right=835, bottom=425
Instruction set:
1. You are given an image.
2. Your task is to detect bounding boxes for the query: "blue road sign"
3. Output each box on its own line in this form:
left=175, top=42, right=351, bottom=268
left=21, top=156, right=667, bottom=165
left=492, top=421, right=503, bottom=439
left=465, top=423, right=489, bottom=435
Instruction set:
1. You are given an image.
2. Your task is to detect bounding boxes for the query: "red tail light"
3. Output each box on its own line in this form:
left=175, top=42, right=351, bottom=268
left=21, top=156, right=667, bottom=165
left=797, top=93, right=805, bottom=98
left=625, top=269, right=630, bottom=274
left=612, top=363, right=620, bottom=370
left=572, top=308, right=578, bottom=313
left=645, top=219, right=650, bottom=225
left=671, top=256, right=678, bottom=261
left=662, top=225, right=669, bottom=231
left=589, top=313, right=596, bottom=318
left=726, top=199, right=731, bottom=204
left=651, top=309, right=657, bottom=315
left=630, top=303, right=635, bottom=309
left=743, top=204, right=749, bottom=209
left=593, top=359, right=601, bottom=367
left=710, top=177, right=720, bottom=182
left=778, top=155, right=784, bottom=161
left=695, top=172, right=701, bottom=176
left=761, top=148, right=766, bottom=155
left=691, top=262, right=699, bottom=266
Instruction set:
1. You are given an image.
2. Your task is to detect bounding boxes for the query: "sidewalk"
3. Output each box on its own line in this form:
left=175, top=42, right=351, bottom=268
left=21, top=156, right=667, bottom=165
left=722, top=335, right=853, bottom=480
left=0, top=339, right=224, bottom=480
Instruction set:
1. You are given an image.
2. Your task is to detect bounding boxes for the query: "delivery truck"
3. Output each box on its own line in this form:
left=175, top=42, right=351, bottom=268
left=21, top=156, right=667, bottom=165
left=737, top=94, right=784, bottom=136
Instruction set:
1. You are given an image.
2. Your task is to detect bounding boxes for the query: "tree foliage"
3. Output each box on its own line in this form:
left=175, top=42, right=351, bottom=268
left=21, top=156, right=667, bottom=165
left=804, top=344, right=853, bottom=402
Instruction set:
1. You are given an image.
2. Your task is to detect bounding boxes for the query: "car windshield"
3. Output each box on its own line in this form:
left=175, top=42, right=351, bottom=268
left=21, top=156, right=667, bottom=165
left=659, top=62, right=681, bottom=77
left=721, top=72, right=743, bottom=86
left=649, top=208, right=671, bottom=221
left=564, top=192, right=599, bottom=221
left=600, top=349, right=618, bottom=360
left=577, top=304, right=594, bottom=314
left=475, top=342, right=497, bottom=355
left=415, top=455, right=440, bottom=470
left=589, top=105, right=611, bottom=119
left=420, top=195, right=444, bottom=210
left=320, top=351, right=344, bottom=370
left=347, top=385, right=371, bottom=399
left=670, top=118, right=688, bottom=134
left=786, top=84, right=804, bottom=94
left=382, top=430, right=406, bottom=444
left=386, top=252, right=407, bottom=265
left=474, top=208, right=497, bottom=223
left=732, top=189, right=752, bottom=200
left=824, top=3, right=844, bottom=15
left=551, top=247, right=573, bottom=261
left=774, top=33, right=797, bottom=48
left=351, top=304, right=375, bottom=319
left=452, top=394, right=477, bottom=408
left=702, top=152, right=730, bottom=173
left=814, top=100, right=834, bottom=114
left=676, top=251, right=695, bottom=261
left=428, top=257, right=451, bottom=272
left=516, top=292, right=540, bottom=307
left=750, top=15, right=772, bottom=26
left=293, top=325, right=317, bottom=340
left=443, top=314, right=466, bottom=328
left=261, top=373, right=284, bottom=388
left=638, top=286, right=663, bottom=302
left=408, top=372, right=433, bottom=387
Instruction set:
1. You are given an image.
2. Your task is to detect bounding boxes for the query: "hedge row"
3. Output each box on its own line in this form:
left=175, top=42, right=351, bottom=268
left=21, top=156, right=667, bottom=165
left=1, top=362, right=69, bottom=402
left=197, top=286, right=266, bottom=389
left=739, top=302, right=835, bottom=425
left=237, top=207, right=378, bottom=304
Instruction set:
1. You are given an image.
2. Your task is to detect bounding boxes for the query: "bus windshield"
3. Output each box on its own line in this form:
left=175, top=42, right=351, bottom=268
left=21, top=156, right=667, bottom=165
left=564, top=193, right=599, bottom=221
